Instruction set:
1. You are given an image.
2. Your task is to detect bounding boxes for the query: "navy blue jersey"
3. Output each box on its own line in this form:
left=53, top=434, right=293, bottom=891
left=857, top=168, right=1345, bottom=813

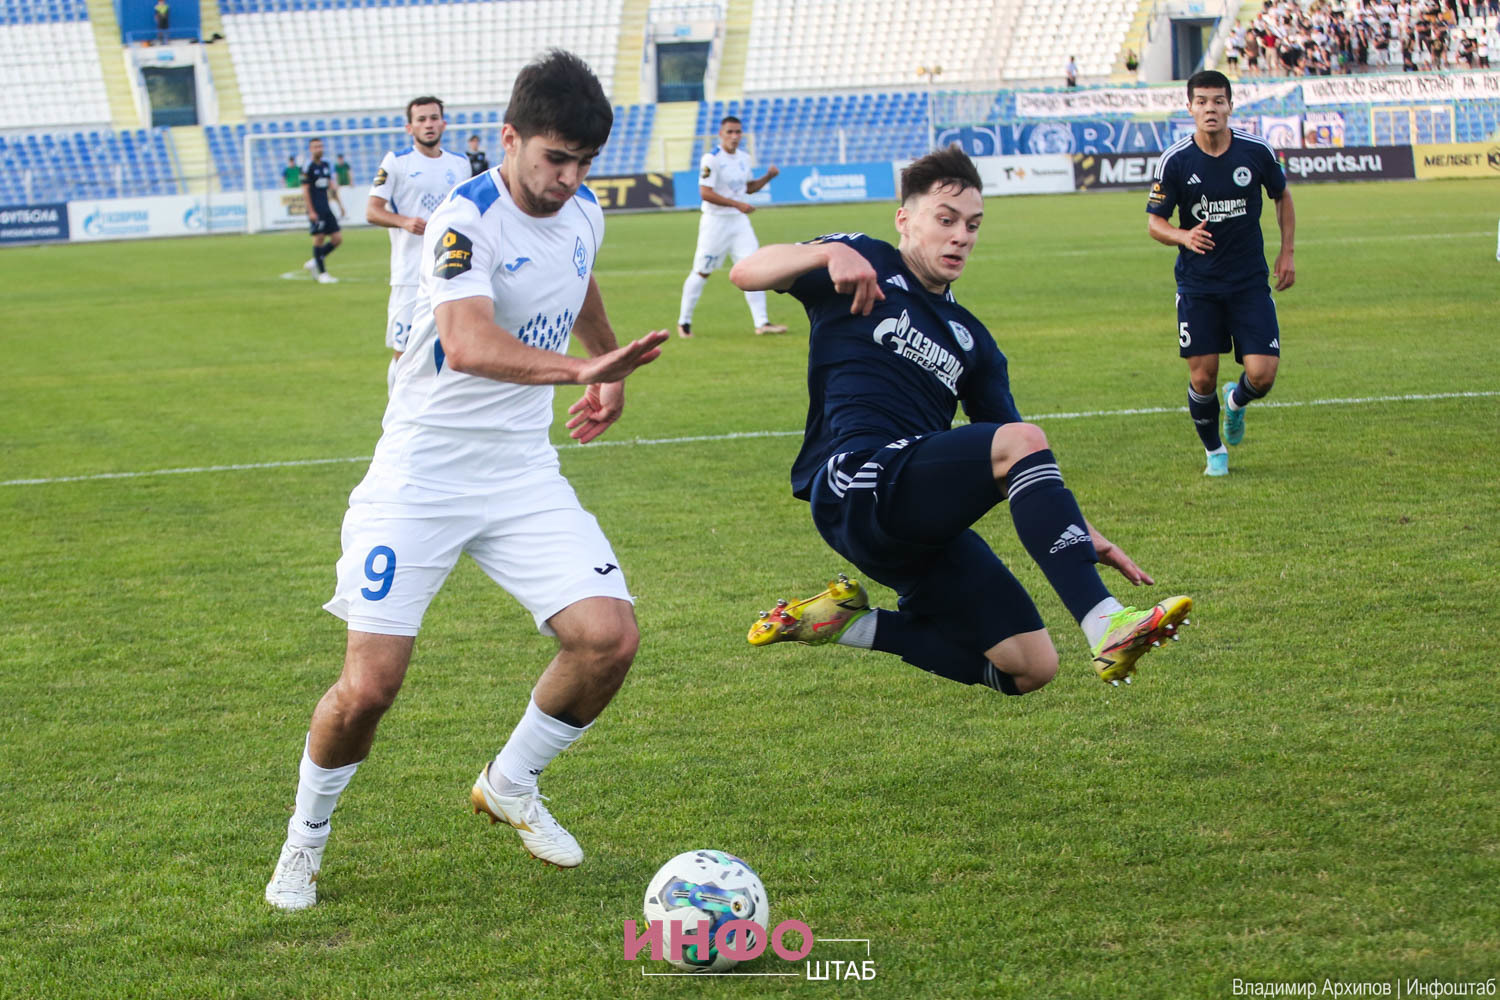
left=783, top=233, right=1022, bottom=500
left=302, top=158, right=335, bottom=216
left=1147, top=130, right=1286, bottom=294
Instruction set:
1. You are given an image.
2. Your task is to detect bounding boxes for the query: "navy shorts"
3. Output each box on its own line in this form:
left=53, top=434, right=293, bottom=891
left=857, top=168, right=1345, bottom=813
left=1176, top=286, right=1280, bottom=363
left=309, top=212, right=341, bottom=236
left=808, top=422, right=1046, bottom=656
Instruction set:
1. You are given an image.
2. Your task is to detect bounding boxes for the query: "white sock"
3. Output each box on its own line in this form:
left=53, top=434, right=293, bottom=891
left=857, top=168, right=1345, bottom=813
left=1205, top=445, right=1228, bottom=459
left=745, top=289, right=769, bottom=326
left=835, top=609, right=878, bottom=649
left=490, top=697, right=590, bottom=796
left=1081, top=596, right=1126, bottom=648
left=1224, top=384, right=1244, bottom=411
left=678, top=272, right=707, bottom=325
left=288, top=736, right=361, bottom=847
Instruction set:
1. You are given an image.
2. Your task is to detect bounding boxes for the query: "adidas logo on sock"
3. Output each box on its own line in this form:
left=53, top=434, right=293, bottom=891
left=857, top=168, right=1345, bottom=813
left=1049, top=523, right=1090, bottom=554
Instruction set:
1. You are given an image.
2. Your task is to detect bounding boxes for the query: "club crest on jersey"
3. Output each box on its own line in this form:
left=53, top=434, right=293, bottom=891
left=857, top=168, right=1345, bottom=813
left=873, top=310, right=964, bottom=394
left=573, top=236, right=588, bottom=277
left=948, top=321, right=974, bottom=351
left=433, top=228, right=474, bottom=279
left=1233, top=166, right=1252, bottom=187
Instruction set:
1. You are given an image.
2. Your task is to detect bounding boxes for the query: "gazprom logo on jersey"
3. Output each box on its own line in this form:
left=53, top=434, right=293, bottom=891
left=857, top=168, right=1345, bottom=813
left=82, top=205, right=150, bottom=237
left=873, top=310, right=964, bottom=394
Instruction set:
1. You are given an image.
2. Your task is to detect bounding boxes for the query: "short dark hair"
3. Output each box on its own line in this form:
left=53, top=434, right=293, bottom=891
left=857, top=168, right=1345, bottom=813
left=899, top=144, right=983, bottom=203
left=406, top=95, right=444, bottom=121
left=720, top=115, right=742, bottom=128
left=468, top=134, right=481, bottom=143
left=505, top=49, right=612, bottom=150
left=1186, top=70, right=1232, bottom=102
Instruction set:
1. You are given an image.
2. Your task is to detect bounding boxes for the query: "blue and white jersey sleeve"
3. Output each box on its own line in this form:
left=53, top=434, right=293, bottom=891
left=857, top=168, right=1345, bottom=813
left=370, top=150, right=398, bottom=204
left=424, top=195, right=499, bottom=309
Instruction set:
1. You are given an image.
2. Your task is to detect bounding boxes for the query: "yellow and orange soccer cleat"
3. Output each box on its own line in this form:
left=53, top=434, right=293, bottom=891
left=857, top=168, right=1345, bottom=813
left=1090, top=596, right=1193, bottom=686
left=747, top=574, right=870, bottom=647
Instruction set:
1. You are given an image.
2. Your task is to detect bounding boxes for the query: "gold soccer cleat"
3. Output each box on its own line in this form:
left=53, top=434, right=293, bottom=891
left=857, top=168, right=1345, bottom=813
left=1090, top=596, right=1193, bottom=686
left=747, top=574, right=870, bottom=647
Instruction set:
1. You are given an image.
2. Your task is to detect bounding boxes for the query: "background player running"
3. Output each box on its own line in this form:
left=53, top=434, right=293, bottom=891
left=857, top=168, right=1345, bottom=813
left=1147, top=70, right=1295, bottom=477
left=731, top=146, right=1192, bottom=694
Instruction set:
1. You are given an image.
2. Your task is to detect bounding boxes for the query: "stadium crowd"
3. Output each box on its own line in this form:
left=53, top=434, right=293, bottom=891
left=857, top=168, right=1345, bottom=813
left=1225, top=0, right=1499, bottom=75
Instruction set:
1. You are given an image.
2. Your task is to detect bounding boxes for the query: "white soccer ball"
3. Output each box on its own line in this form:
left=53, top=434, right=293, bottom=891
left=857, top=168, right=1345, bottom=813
left=642, top=849, right=770, bottom=972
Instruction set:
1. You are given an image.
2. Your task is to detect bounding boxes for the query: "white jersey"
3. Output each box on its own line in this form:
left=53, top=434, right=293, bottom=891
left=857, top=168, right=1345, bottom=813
left=375, top=168, right=604, bottom=491
left=699, top=146, right=755, bottom=217
left=369, top=145, right=471, bottom=286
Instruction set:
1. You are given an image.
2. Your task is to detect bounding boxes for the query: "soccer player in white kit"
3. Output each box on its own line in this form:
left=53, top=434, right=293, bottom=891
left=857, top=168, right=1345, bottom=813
left=675, top=116, right=787, bottom=338
left=265, top=51, right=670, bottom=910
left=366, top=95, right=472, bottom=392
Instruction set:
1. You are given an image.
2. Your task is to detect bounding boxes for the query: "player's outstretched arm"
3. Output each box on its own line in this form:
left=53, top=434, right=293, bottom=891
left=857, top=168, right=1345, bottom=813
left=563, top=277, right=669, bottom=443
left=1272, top=187, right=1296, bottom=291
left=731, top=242, right=884, bottom=314
left=1086, top=520, right=1154, bottom=587
left=437, top=296, right=667, bottom=386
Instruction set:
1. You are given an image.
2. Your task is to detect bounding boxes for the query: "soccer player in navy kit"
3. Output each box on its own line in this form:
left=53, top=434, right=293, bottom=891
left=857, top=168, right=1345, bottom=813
left=300, top=137, right=346, bottom=285
left=1147, top=70, right=1296, bottom=476
left=730, top=147, right=1192, bottom=692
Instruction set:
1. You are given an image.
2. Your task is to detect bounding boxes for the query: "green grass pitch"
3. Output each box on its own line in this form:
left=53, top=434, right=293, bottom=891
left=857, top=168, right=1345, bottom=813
left=1, top=179, right=1497, bottom=998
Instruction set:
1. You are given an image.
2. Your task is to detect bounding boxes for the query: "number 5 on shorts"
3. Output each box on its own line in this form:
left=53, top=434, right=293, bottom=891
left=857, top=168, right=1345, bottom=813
left=1179, top=321, right=1191, bottom=348
left=361, top=545, right=396, bottom=601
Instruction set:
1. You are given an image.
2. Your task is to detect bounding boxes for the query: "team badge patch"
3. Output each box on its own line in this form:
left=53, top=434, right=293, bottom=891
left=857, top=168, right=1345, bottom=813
left=433, top=229, right=474, bottom=279
left=373, top=167, right=388, bottom=186
left=573, top=236, right=588, bottom=276
left=1233, top=166, right=1252, bottom=187
left=948, top=320, right=974, bottom=351
left=700, top=165, right=712, bottom=178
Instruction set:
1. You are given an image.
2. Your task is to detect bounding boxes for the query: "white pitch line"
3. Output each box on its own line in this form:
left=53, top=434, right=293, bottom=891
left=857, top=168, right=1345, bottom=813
left=3, top=390, right=1495, bottom=488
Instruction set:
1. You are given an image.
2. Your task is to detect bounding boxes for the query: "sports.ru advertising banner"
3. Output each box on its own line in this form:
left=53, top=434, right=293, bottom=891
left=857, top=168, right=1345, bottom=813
left=672, top=162, right=894, bottom=209
left=0, top=203, right=68, bottom=244
left=1411, top=142, right=1500, bottom=180
left=1279, top=146, right=1416, bottom=182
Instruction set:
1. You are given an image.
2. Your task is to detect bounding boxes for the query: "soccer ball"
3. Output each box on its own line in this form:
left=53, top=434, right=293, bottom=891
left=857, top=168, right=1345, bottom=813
left=642, top=849, right=769, bottom=972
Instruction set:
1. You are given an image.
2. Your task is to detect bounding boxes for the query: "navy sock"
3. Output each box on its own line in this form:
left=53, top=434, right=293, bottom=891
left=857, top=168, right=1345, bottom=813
left=1231, top=371, right=1269, bottom=408
left=1188, top=385, right=1222, bottom=451
left=870, top=610, right=1015, bottom=690
left=1005, top=450, right=1110, bottom=624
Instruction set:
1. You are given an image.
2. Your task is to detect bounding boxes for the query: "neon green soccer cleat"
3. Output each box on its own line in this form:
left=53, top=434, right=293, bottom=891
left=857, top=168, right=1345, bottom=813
left=748, top=574, right=870, bottom=646
left=1090, top=596, right=1193, bottom=686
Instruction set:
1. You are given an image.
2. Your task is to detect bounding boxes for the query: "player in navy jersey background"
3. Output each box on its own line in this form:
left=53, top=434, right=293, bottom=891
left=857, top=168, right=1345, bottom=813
left=300, top=137, right=346, bottom=284
left=731, top=146, right=1192, bottom=695
left=1147, top=69, right=1296, bottom=477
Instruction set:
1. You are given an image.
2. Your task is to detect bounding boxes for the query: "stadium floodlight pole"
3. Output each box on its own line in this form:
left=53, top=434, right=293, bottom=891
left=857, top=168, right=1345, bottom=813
left=918, top=64, right=943, bottom=151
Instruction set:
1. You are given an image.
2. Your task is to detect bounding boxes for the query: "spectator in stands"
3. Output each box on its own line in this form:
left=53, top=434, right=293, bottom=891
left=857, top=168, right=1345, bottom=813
left=283, top=157, right=301, bottom=188
left=467, top=135, right=490, bottom=177
left=153, top=0, right=169, bottom=45
left=1245, top=30, right=1262, bottom=74
left=300, top=138, right=345, bottom=284
left=676, top=116, right=786, bottom=338
left=1126, top=49, right=1140, bottom=72
left=334, top=154, right=351, bottom=188
left=1065, top=56, right=1079, bottom=88
left=1225, top=29, right=1242, bottom=73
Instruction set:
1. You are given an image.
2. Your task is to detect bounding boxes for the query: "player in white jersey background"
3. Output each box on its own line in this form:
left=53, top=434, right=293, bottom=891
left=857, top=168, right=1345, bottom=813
left=366, top=95, right=472, bottom=392
left=675, top=115, right=788, bottom=338
left=265, top=50, right=670, bottom=911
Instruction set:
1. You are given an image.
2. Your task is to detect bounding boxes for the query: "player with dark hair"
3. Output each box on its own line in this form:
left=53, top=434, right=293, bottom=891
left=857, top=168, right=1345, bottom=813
left=265, top=49, right=668, bottom=910
left=300, top=137, right=346, bottom=284
left=367, top=95, right=469, bottom=389
left=730, top=146, right=1192, bottom=697
left=1147, top=69, right=1295, bottom=477
left=676, top=115, right=786, bottom=338
left=466, top=134, right=490, bottom=177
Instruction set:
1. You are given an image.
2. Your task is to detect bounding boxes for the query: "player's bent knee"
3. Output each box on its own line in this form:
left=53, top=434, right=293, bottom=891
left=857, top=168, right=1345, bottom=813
left=990, top=422, right=1049, bottom=479
left=333, top=673, right=403, bottom=718
left=985, top=631, right=1058, bottom=694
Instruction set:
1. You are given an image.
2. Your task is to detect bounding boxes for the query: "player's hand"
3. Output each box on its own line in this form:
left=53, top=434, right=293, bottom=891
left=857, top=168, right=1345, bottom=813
left=764, top=165, right=780, bottom=179
left=825, top=244, right=884, bottom=315
left=576, top=330, right=669, bottom=385
left=565, top=382, right=625, bottom=443
left=1273, top=249, right=1295, bottom=291
left=738, top=201, right=755, bottom=214
left=1180, top=221, right=1214, bottom=255
left=1089, top=524, right=1154, bottom=587
left=403, top=217, right=426, bottom=236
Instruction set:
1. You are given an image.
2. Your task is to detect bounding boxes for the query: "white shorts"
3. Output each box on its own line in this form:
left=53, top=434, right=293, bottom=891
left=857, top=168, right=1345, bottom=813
left=386, top=284, right=418, bottom=350
left=691, top=213, right=760, bottom=274
left=323, top=468, right=632, bottom=637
